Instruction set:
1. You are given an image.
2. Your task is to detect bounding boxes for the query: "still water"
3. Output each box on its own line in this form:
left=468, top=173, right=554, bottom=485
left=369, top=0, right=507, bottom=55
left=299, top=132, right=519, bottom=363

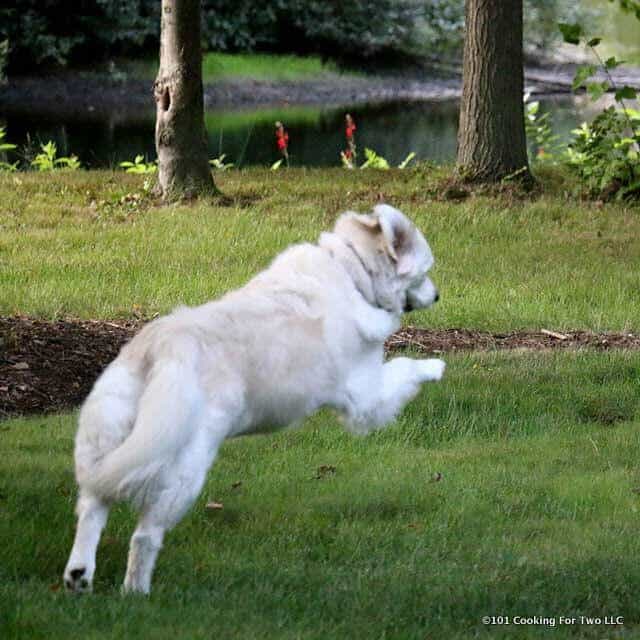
left=0, top=95, right=606, bottom=169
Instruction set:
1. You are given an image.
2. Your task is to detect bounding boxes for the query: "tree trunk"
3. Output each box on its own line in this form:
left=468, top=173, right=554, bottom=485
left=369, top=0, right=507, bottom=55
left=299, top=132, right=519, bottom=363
left=154, top=0, right=215, bottom=199
left=456, top=0, right=531, bottom=182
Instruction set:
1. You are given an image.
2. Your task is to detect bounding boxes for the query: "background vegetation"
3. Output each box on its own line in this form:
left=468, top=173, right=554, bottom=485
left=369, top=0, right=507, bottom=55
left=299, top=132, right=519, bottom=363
left=0, top=0, right=599, bottom=74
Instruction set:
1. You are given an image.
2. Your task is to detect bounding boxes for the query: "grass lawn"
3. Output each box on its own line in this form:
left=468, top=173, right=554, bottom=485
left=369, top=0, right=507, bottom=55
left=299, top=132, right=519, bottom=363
left=1, top=168, right=639, bottom=330
left=122, top=52, right=345, bottom=83
left=1, top=350, right=639, bottom=639
left=1, top=168, right=640, bottom=638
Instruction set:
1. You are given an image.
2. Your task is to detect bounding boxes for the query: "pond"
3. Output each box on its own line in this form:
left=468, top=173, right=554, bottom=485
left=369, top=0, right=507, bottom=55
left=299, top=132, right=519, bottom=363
left=0, top=95, right=610, bottom=170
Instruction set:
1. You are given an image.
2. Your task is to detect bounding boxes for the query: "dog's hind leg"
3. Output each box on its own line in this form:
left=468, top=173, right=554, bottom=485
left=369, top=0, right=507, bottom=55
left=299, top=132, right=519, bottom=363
left=122, top=423, right=225, bottom=595
left=64, top=364, right=142, bottom=593
left=63, top=490, right=109, bottom=593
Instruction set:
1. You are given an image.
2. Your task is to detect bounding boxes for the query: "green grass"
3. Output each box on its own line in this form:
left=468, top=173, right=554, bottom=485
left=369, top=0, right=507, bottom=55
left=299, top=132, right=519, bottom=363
left=2, top=169, right=640, bottom=637
left=1, top=351, right=639, bottom=639
left=123, top=52, right=344, bottom=83
left=1, top=168, right=639, bottom=331
left=205, top=105, right=322, bottom=132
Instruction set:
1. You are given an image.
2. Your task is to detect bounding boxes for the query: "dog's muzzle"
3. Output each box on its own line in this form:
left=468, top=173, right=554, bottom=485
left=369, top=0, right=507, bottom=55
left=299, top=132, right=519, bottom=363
left=404, top=287, right=439, bottom=313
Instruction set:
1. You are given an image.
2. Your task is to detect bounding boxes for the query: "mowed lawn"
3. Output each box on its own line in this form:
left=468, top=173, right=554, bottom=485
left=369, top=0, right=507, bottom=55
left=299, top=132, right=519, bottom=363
left=1, top=351, right=640, bottom=639
left=1, top=168, right=639, bottom=330
left=1, top=169, right=639, bottom=638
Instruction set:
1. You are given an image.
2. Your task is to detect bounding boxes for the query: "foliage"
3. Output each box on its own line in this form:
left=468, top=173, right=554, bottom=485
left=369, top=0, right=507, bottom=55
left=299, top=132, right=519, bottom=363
left=420, top=0, right=465, bottom=58
left=567, top=108, right=640, bottom=199
left=119, top=155, right=157, bottom=174
left=0, top=1, right=159, bottom=74
left=31, top=141, right=81, bottom=171
left=202, top=0, right=599, bottom=63
left=612, top=0, right=640, bottom=19
left=559, top=23, right=640, bottom=199
left=0, top=127, right=18, bottom=172
left=341, top=148, right=415, bottom=170
left=209, top=154, right=234, bottom=171
left=0, top=0, right=423, bottom=71
left=524, top=95, right=561, bottom=162
left=0, top=0, right=601, bottom=74
left=204, top=0, right=426, bottom=62
left=397, top=151, right=417, bottom=169
left=360, top=147, right=390, bottom=169
left=524, top=1, right=584, bottom=54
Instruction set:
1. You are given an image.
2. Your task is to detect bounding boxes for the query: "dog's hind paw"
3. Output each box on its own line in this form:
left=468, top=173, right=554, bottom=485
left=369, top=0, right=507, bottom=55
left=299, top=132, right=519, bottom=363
left=418, top=358, right=446, bottom=382
left=63, top=566, right=92, bottom=594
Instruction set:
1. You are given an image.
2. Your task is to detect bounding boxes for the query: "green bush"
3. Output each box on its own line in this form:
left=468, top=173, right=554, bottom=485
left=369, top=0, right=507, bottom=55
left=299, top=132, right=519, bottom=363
left=567, top=108, right=640, bottom=200
left=0, top=0, right=158, bottom=74
left=203, top=0, right=425, bottom=62
left=559, top=22, right=640, bottom=200
left=0, top=0, right=602, bottom=74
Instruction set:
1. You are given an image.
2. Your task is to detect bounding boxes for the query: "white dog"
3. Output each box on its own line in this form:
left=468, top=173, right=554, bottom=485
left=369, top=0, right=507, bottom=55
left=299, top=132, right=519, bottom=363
left=63, top=204, right=444, bottom=595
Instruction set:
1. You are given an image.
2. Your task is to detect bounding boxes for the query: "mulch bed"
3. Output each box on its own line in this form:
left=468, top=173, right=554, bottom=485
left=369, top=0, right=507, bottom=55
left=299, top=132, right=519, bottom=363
left=1, top=316, right=639, bottom=419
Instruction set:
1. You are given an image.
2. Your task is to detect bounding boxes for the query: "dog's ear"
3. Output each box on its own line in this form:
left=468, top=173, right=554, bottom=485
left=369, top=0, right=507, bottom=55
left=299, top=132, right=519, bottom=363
left=373, top=205, right=415, bottom=275
left=350, top=212, right=382, bottom=232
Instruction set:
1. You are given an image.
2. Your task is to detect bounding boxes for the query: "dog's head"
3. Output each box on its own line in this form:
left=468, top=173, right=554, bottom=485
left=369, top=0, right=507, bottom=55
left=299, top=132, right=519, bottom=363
left=333, top=204, right=438, bottom=314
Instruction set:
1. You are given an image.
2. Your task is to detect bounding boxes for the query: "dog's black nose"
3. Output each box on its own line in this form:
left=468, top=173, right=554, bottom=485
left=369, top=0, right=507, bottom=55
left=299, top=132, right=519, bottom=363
left=434, top=291, right=440, bottom=303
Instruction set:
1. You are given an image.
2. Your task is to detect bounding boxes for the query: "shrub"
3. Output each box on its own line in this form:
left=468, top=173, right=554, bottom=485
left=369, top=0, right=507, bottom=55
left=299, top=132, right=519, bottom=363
left=0, top=0, right=159, bottom=74
left=0, top=0, right=601, bottom=74
left=567, top=108, right=640, bottom=200
left=559, top=22, right=640, bottom=200
left=31, top=141, right=81, bottom=171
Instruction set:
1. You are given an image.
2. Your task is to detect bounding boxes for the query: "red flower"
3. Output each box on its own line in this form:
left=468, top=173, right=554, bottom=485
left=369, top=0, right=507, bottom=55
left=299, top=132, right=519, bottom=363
left=275, top=121, right=289, bottom=151
left=345, top=114, right=356, bottom=139
left=276, top=132, right=289, bottom=150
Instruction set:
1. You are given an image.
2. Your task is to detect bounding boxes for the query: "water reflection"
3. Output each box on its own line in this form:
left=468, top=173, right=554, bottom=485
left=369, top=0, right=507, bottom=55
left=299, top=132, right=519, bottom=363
left=0, top=95, right=621, bottom=169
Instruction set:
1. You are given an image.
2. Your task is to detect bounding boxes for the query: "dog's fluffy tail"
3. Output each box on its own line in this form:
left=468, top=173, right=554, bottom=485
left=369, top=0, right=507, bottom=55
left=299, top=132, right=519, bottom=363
left=82, top=358, right=202, bottom=506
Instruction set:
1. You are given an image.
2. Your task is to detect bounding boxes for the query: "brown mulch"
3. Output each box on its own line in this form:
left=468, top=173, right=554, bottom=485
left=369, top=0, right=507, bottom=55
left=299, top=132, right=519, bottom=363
left=385, top=327, right=640, bottom=354
left=0, top=317, right=139, bottom=418
left=1, top=316, right=639, bottom=419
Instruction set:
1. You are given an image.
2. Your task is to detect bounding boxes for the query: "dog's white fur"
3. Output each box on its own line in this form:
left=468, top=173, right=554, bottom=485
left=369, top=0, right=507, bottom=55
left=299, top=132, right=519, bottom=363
left=63, top=204, right=444, bottom=594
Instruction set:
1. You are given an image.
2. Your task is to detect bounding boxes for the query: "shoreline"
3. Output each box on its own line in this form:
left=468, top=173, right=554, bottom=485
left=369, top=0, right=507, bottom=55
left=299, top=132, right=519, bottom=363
left=2, top=63, right=639, bottom=121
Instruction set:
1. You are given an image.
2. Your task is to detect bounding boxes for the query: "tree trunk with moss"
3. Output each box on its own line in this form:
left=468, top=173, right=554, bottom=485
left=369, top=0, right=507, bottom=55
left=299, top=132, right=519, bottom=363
left=154, top=0, right=215, bottom=199
left=456, top=0, right=531, bottom=182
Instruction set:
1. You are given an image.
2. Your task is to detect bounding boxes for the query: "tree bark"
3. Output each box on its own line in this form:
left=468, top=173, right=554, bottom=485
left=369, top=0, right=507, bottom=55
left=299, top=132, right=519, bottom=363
left=154, top=0, right=216, bottom=199
left=456, top=0, right=531, bottom=182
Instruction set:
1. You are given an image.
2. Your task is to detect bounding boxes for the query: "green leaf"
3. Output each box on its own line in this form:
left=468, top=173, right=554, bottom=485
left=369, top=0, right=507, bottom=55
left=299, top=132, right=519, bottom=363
left=572, top=64, right=598, bottom=90
left=587, top=37, right=602, bottom=47
left=615, top=86, right=637, bottom=100
left=559, top=22, right=582, bottom=45
left=398, top=152, right=416, bottom=169
left=605, top=56, right=623, bottom=69
left=587, top=81, right=608, bottom=101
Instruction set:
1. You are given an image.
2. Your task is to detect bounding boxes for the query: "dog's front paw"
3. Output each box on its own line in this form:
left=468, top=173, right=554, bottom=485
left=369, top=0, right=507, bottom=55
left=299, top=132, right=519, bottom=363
left=418, top=358, right=446, bottom=382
